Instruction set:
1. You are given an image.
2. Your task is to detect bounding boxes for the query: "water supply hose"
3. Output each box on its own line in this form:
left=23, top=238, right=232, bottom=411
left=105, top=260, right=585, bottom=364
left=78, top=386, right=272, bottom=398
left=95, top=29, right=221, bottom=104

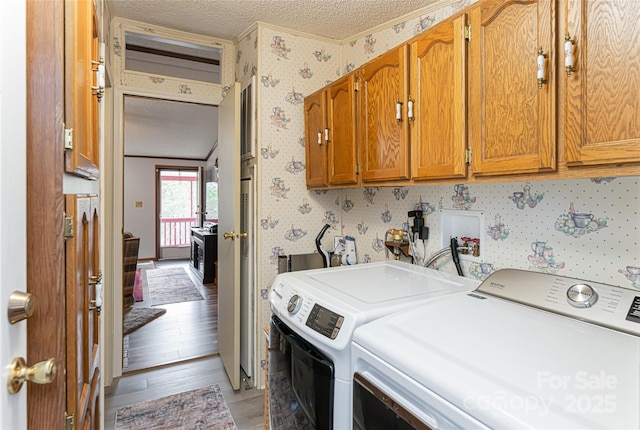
left=315, top=224, right=331, bottom=268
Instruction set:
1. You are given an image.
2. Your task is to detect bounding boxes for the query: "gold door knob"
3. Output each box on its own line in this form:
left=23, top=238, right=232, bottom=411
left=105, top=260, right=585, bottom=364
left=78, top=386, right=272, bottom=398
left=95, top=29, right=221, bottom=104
left=239, top=231, right=248, bottom=239
left=7, top=357, right=57, bottom=394
left=8, top=291, right=34, bottom=324
left=223, top=231, right=235, bottom=240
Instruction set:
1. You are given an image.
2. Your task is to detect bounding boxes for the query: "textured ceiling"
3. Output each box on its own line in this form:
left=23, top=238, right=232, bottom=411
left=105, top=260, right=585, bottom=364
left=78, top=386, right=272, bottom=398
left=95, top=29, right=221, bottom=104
left=124, top=96, right=218, bottom=159
left=107, top=0, right=441, bottom=41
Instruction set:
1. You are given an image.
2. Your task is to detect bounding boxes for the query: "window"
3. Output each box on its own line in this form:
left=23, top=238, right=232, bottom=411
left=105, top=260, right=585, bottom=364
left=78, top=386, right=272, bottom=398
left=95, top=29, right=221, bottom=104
left=125, top=31, right=222, bottom=84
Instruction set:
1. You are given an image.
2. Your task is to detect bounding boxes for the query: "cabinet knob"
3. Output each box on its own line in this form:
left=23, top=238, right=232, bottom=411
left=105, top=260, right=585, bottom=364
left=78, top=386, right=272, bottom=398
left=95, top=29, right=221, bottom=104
left=395, top=100, right=403, bottom=123
left=565, top=33, right=576, bottom=77
left=537, top=47, right=548, bottom=88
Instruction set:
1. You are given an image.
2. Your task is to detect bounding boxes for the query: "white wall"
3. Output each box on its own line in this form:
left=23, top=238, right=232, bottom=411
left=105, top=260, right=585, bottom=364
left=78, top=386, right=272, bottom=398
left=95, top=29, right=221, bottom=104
left=124, top=156, right=206, bottom=259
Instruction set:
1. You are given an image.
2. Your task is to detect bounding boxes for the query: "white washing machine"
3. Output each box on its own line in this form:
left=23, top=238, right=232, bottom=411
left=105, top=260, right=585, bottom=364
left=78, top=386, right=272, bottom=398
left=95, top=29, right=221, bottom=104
left=268, top=260, right=480, bottom=429
left=352, top=269, right=640, bottom=429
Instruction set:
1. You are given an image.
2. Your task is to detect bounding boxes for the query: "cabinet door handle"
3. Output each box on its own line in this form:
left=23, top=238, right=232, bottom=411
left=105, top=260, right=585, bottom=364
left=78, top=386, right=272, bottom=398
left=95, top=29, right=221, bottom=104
left=407, top=97, right=415, bottom=121
left=537, top=47, right=548, bottom=88
left=317, top=130, right=322, bottom=145
left=396, top=100, right=403, bottom=123
left=324, top=128, right=330, bottom=143
left=565, top=33, right=576, bottom=77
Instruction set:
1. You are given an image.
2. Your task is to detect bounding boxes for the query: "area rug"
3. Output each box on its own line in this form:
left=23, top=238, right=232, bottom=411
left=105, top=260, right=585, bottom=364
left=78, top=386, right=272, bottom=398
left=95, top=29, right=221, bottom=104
left=146, top=266, right=204, bottom=306
left=133, top=268, right=143, bottom=302
left=123, top=307, right=166, bottom=335
left=114, top=384, right=237, bottom=430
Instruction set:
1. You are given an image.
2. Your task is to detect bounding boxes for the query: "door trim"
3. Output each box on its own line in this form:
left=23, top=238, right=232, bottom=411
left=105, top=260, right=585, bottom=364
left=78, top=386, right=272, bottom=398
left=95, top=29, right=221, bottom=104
left=108, top=86, right=218, bottom=380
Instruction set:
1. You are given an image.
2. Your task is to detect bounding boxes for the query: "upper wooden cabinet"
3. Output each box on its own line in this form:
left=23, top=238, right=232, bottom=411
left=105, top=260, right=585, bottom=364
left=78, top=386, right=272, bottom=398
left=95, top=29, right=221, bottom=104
left=410, top=14, right=468, bottom=181
left=304, top=89, right=328, bottom=188
left=468, top=0, right=556, bottom=177
left=304, top=73, right=358, bottom=189
left=359, top=45, right=410, bottom=182
left=327, top=74, right=358, bottom=186
left=65, top=0, right=100, bottom=179
left=564, top=0, right=640, bottom=166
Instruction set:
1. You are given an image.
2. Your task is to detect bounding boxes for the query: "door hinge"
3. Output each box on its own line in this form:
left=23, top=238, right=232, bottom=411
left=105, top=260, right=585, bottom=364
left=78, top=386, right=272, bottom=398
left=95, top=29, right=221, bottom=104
left=465, top=148, right=473, bottom=165
left=64, top=127, right=73, bottom=150
left=355, top=163, right=360, bottom=175
left=354, top=80, right=359, bottom=92
left=64, top=215, right=74, bottom=239
left=464, top=25, right=471, bottom=41
left=65, top=414, right=75, bottom=430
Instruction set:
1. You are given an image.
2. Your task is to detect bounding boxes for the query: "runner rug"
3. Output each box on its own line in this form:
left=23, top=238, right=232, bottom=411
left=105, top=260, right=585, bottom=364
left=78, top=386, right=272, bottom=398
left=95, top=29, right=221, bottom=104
left=123, top=307, right=166, bottom=335
left=146, top=266, right=204, bottom=306
left=114, top=384, right=237, bottom=430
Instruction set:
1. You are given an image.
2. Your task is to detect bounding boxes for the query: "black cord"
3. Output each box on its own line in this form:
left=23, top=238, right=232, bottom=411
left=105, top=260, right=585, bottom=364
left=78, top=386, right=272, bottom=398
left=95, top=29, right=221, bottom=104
left=450, top=237, right=464, bottom=276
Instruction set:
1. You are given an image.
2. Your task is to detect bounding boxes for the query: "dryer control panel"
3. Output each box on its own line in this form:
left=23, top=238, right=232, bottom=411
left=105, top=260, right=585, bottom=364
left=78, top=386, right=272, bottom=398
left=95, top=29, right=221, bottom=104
left=477, top=269, right=640, bottom=337
left=306, top=304, right=344, bottom=339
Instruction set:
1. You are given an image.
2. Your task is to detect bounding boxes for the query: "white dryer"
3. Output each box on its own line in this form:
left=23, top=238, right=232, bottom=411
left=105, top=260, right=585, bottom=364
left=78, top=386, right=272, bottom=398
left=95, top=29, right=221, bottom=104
left=352, top=269, right=640, bottom=429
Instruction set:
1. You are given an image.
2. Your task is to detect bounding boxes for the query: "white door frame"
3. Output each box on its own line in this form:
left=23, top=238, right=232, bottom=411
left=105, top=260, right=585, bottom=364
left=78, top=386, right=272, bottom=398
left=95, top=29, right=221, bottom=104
left=106, top=86, right=217, bottom=380
left=0, top=0, right=27, bottom=427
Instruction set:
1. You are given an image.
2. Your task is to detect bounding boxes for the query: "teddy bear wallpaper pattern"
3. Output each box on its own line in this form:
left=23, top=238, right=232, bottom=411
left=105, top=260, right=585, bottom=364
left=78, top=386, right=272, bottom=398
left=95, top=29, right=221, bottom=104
left=341, top=0, right=474, bottom=73
left=257, top=27, right=341, bottom=285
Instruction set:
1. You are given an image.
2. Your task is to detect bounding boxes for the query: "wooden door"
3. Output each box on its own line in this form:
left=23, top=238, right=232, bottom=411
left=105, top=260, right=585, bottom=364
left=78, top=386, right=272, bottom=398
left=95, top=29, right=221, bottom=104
left=218, top=83, right=242, bottom=390
left=564, top=0, right=640, bottom=166
left=468, top=0, right=556, bottom=176
left=64, top=0, right=99, bottom=179
left=304, top=89, right=328, bottom=188
left=26, top=0, right=68, bottom=428
left=327, top=73, right=358, bottom=186
left=410, top=13, right=468, bottom=180
left=359, top=45, right=410, bottom=182
left=65, top=195, right=100, bottom=430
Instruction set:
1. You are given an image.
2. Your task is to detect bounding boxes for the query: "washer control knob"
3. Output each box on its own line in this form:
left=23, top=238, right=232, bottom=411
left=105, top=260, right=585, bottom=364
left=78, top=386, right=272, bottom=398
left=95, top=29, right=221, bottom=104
left=287, top=294, right=303, bottom=314
left=567, top=283, right=598, bottom=308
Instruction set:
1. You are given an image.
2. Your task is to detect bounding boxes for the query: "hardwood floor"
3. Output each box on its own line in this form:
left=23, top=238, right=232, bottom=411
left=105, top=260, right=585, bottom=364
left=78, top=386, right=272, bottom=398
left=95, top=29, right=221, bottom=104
left=107, top=259, right=265, bottom=429
left=105, top=356, right=265, bottom=429
left=124, top=260, right=218, bottom=372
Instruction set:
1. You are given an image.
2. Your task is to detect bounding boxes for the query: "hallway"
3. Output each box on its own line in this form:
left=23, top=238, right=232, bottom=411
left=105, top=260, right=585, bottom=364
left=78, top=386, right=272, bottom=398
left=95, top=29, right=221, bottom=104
left=123, top=260, right=218, bottom=372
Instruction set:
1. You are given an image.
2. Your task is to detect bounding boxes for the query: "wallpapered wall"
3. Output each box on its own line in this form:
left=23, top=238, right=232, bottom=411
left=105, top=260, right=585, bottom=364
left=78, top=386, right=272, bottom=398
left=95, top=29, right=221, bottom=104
left=234, top=0, right=640, bottom=385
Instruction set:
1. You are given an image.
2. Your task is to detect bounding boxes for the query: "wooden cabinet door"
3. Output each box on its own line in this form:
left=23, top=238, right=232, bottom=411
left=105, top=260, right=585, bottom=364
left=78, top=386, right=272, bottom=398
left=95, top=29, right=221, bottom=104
left=411, top=14, right=468, bottom=180
left=65, top=0, right=99, bottom=179
left=304, top=89, right=328, bottom=188
left=359, top=45, right=410, bottom=182
left=327, top=74, right=358, bottom=185
left=65, top=194, right=100, bottom=430
left=469, top=0, right=555, bottom=176
left=564, top=0, right=640, bottom=166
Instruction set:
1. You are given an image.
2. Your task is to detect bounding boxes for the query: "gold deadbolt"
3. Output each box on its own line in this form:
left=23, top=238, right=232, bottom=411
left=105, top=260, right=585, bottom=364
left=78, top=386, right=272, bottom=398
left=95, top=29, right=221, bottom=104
left=223, top=231, right=235, bottom=240
left=8, top=291, right=34, bottom=324
left=7, top=357, right=57, bottom=394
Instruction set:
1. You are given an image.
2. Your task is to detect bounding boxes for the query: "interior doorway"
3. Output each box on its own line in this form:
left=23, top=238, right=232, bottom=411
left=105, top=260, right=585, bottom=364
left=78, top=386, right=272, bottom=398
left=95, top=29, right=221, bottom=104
left=121, top=95, right=220, bottom=373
